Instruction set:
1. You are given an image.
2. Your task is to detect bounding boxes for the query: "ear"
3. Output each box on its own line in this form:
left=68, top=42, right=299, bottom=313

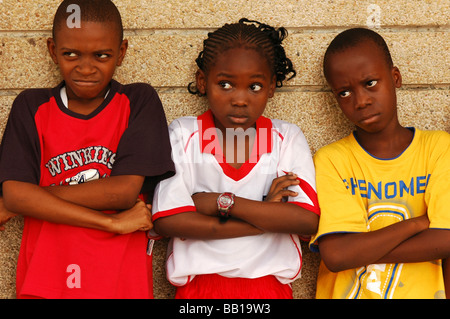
left=268, top=75, right=277, bottom=98
left=195, top=69, right=207, bottom=95
left=47, top=38, right=58, bottom=65
left=116, top=39, right=129, bottom=66
left=392, top=66, right=402, bottom=88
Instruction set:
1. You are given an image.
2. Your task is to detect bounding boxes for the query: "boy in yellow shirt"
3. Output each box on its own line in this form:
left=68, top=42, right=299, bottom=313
left=311, top=28, right=450, bottom=299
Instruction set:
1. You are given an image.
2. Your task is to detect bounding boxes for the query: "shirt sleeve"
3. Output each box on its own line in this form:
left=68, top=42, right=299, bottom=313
left=426, top=132, right=450, bottom=230
left=276, top=122, right=320, bottom=215
left=110, top=84, right=175, bottom=190
left=309, top=146, right=369, bottom=252
left=151, top=118, right=197, bottom=221
left=0, top=90, right=43, bottom=189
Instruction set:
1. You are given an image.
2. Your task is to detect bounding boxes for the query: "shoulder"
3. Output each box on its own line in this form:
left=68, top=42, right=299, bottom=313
left=417, top=129, right=450, bottom=145
left=116, top=81, right=160, bottom=104
left=316, top=134, right=353, bottom=154
left=14, top=87, right=54, bottom=105
left=271, top=118, right=302, bottom=135
left=168, top=116, right=198, bottom=136
left=314, top=134, right=354, bottom=164
left=113, top=82, right=166, bottom=122
left=117, top=81, right=156, bottom=94
left=11, top=87, right=56, bottom=116
left=415, top=129, right=450, bottom=163
left=270, top=118, right=307, bottom=145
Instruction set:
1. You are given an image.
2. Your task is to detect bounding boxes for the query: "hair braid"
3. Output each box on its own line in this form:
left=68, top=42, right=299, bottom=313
left=188, top=18, right=296, bottom=95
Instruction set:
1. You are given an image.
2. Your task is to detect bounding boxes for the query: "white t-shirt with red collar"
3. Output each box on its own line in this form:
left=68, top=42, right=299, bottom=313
left=152, top=110, right=319, bottom=286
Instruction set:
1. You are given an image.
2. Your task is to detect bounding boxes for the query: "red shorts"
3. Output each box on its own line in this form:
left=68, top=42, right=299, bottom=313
left=175, top=274, right=293, bottom=299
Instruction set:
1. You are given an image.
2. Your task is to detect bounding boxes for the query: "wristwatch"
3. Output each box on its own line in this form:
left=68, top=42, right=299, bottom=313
left=217, top=192, right=235, bottom=220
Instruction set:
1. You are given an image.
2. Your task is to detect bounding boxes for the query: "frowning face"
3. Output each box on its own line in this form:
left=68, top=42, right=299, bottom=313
left=47, top=21, right=128, bottom=114
left=325, top=40, right=402, bottom=135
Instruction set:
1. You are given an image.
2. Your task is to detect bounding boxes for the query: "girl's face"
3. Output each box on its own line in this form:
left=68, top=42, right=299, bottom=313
left=196, top=47, right=276, bottom=133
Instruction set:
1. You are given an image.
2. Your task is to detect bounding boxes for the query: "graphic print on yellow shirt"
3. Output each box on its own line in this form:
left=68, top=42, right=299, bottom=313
left=311, top=129, right=450, bottom=299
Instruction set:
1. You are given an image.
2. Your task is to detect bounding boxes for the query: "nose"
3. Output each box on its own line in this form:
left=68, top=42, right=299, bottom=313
left=354, top=88, right=372, bottom=109
left=231, top=89, right=248, bottom=107
left=76, top=57, right=96, bottom=76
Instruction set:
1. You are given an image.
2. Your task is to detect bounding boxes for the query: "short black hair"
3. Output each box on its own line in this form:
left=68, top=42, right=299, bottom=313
left=189, top=18, right=296, bottom=95
left=323, top=28, right=393, bottom=80
left=52, top=0, right=123, bottom=43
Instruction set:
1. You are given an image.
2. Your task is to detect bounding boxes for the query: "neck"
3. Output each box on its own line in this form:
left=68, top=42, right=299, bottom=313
left=355, top=125, right=414, bottom=159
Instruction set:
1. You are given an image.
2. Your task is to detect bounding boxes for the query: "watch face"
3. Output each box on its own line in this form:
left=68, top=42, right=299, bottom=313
left=219, top=195, right=232, bottom=207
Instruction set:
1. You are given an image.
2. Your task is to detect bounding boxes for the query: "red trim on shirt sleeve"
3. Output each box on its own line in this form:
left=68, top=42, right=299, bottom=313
left=288, top=201, right=320, bottom=216
left=286, top=177, right=320, bottom=216
left=152, top=206, right=197, bottom=221
left=184, top=130, right=199, bottom=152
left=289, top=234, right=303, bottom=278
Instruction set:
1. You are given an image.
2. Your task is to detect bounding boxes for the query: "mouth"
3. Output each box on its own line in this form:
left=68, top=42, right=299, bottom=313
left=359, top=113, right=380, bottom=125
left=228, top=114, right=248, bottom=124
left=73, top=80, right=100, bottom=87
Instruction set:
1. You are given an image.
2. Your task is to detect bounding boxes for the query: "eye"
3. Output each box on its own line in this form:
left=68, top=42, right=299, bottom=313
left=250, top=83, right=263, bottom=92
left=97, top=53, right=110, bottom=59
left=339, top=90, right=351, bottom=98
left=367, top=80, right=378, bottom=88
left=63, top=52, right=77, bottom=58
left=219, top=81, right=232, bottom=90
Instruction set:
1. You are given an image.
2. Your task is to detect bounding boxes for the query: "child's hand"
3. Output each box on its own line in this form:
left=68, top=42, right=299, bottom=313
left=110, top=199, right=153, bottom=234
left=264, top=172, right=300, bottom=202
left=0, top=196, right=17, bottom=231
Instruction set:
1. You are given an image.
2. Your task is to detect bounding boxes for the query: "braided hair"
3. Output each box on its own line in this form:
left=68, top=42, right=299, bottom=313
left=188, top=18, right=296, bottom=95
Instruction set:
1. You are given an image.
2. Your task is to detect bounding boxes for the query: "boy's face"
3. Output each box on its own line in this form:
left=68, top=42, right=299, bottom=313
left=47, top=21, right=127, bottom=111
left=325, top=41, right=402, bottom=134
left=196, top=47, right=276, bottom=133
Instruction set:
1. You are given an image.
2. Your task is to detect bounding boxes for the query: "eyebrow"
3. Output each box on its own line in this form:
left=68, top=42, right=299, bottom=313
left=59, top=47, right=115, bottom=53
left=361, top=73, right=379, bottom=81
left=216, top=72, right=268, bottom=79
left=331, top=83, right=349, bottom=92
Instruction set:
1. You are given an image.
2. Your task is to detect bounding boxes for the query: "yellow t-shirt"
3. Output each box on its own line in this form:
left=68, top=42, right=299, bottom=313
left=310, top=129, right=450, bottom=299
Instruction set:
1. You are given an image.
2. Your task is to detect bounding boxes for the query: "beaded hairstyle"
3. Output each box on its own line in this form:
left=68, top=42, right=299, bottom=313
left=188, top=18, right=296, bottom=95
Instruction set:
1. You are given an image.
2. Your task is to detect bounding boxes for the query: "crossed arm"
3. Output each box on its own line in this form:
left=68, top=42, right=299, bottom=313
left=318, top=215, right=450, bottom=272
left=0, top=175, right=153, bottom=234
left=153, top=173, right=319, bottom=240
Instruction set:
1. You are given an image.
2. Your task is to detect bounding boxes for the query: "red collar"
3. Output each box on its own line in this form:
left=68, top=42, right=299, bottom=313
left=197, top=110, right=273, bottom=159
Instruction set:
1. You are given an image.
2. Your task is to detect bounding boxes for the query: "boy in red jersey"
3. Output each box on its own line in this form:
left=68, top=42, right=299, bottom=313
left=0, top=0, right=174, bottom=298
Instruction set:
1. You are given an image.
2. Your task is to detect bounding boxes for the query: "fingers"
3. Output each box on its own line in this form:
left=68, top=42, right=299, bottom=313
left=140, top=203, right=153, bottom=232
left=131, top=199, right=154, bottom=233
left=276, top=189, right=299, bottom=198
left=269, top=173, right=299, bottom=193
left=0, top=213, right=17, bottom=231
left=0, top=220, right=6, bottom=231
left=139, top=222, right=153, bottom=232
left=266, top=172, right=300, bottom=202
left=270, top=172, right=299, bottom=189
